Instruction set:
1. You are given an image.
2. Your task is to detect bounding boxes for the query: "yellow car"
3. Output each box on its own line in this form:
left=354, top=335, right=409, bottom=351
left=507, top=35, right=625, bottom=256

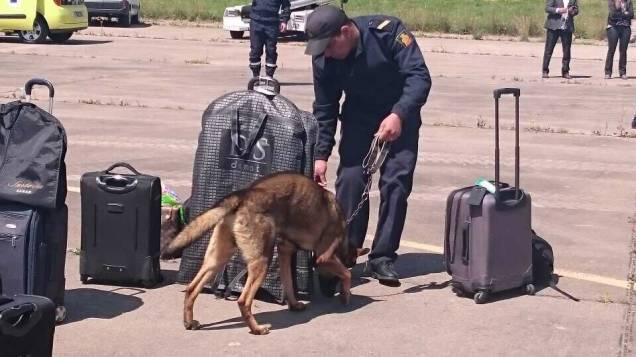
left=0, top=0, right=88, bottom=43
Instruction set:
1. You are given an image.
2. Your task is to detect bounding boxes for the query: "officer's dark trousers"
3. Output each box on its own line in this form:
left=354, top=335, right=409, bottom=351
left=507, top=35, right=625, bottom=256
left=542, top=29, right=572, bottom=75
left=249, top=20, right=279, bottom=76
left=335, top=116, right=420, bottom=263
left=605, top=25, right=631, bottom=76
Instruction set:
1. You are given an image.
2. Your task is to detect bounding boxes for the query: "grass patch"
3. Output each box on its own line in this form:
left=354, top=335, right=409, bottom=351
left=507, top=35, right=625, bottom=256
left=141, top=0, right=608, bottom=39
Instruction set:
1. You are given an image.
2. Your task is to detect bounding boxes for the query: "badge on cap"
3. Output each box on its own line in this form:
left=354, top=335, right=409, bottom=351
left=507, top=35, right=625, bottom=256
left=396, top=30, right=413, bottom=48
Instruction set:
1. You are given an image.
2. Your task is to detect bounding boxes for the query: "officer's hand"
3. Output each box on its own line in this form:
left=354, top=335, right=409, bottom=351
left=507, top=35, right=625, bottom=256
left=376, top=113, right=402, bottom=142
left=314, top=160, right=328, bottom=187
left=279, top=22, right=287, bottom=33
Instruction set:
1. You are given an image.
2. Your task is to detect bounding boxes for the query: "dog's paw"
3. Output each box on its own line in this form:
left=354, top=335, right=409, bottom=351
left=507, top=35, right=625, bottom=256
left=251, top=323, right=271, bottom=335
left=288, top=301, right=306, bottom=312
left=184, top=320, right=201, bottom=330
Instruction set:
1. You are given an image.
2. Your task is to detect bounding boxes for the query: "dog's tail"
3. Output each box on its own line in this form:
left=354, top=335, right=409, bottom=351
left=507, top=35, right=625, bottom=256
left=160, top=195, right=240, bottom=259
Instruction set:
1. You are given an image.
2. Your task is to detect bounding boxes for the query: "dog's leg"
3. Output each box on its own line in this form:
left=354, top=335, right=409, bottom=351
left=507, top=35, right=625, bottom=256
left=318, top=256, right=352, bottom=304
left=183, top=222, right=235, bottom=330
left=315, top=236, right=342, bottom=265
left=237, top=256, right=270, bottom=335
left=278, top=240, right=305, bottom=311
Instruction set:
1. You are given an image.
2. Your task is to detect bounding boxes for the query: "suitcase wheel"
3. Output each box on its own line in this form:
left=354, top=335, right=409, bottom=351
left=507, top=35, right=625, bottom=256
left=80, top=274, right=89, bottom=284
left=55, top=306, right=67, bottom=323
left=473, top=291, right=488, bottom=304
left=451, top=286, right=465, bottom=297
left=525, top=283, right=536, bottom=296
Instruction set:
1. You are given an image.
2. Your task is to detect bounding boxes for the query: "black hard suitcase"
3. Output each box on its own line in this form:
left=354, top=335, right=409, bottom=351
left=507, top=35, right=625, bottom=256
left=79, top=162, right=162, bottom=287
left=0, top=294, right=56, bottom=357
left=444, top=88, right=534, bottom=304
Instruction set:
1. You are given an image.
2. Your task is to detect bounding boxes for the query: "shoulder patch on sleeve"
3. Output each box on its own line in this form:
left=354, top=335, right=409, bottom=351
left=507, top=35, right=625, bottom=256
left=369, top=18, right=394, bottom=31
left=395, top=30, right=414, bottom=48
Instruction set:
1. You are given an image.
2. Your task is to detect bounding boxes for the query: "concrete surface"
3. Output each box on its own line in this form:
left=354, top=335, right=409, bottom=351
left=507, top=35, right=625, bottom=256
left=1, top=22, right=635, bottom=356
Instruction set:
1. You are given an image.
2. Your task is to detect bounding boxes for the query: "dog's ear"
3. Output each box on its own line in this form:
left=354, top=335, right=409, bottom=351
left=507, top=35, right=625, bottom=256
left=357, top=248, right=370, bottom=257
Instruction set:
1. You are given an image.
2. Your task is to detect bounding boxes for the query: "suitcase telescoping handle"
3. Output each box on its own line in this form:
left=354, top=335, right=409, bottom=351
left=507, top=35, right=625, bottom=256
left=24, top=78, right=54, bottom=114
left=493, top=87, right=521, bottom=201
left=0, top=302, right=42, bottom=337
left=96, top=162, right=142, bottom=194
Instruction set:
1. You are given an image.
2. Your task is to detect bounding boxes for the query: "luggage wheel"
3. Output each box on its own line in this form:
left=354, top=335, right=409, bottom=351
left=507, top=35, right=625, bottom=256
left=473, top=291, right=489, bottom=304
left=451, top=286, right=464, bottom=297
left=525, top=283, right=536, bottom=296
left=55, top=306, right=67, bottom=323
left=80, top=274, right=89, bottom=284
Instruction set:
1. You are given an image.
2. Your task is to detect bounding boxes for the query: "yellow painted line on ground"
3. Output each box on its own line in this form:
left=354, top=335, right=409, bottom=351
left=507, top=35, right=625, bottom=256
left=68, top=186, right=629, bottom=290
left=365, top=236, right=631, bottom=290
left=553, top=269, right=629, bottom=289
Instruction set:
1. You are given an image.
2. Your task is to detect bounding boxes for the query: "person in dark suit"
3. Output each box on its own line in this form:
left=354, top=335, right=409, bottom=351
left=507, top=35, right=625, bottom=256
left=542, top=0, right=579, bottom=79
left=604, top=0, right=633, bottom=79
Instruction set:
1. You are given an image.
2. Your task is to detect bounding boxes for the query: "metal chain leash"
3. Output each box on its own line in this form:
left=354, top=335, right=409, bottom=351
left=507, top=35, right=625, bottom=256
left=345, top=137, right=391, bottom=225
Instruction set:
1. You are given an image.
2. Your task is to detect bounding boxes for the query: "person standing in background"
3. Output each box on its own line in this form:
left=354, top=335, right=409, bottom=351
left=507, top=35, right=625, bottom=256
left=605, top=0, right=633, bottom=79
left=542, top=0, right=579, bottom=79
left=249, top=0, right=291, bottom=78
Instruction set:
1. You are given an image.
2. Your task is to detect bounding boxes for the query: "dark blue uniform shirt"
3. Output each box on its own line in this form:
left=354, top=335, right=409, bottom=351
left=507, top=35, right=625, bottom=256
left=250, top=0, right=291, bottom=23
left=311, top=16, right=432, bottom=161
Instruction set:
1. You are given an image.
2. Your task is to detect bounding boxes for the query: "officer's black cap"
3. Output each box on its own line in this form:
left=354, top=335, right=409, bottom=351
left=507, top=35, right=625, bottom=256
left=304, top=5, right=348, bottom=56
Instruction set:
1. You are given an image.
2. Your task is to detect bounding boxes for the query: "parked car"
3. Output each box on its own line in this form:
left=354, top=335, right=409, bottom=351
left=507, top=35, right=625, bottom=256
left=84, top=0, right=140, bottom=27
left=0, top=0, right=88, bottom=43
left=223, top=0, right=331, bottom=39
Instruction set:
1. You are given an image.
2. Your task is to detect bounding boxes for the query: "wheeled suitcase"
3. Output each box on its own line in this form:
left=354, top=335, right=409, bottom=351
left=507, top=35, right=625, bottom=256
left=0, top=79, right=68, bottom=322
left=0, top=294, right=56, bottom=357
left=80, top=162, right=162, bottom=287
left=444, top=88, right=534, bottom=304
left=177, top=78, right=316, bottom=302
left=0, top=203, right=68, bottom=322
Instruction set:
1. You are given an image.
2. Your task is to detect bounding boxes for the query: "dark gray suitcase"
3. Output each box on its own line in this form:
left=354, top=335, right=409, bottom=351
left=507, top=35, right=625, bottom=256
left=0, top=294, right=56, bottom=357
left=0, top=204, right=68, bottom=322
left=444, top=88, right=534, bottom=304
left=79, top=162, right=162, bottom=287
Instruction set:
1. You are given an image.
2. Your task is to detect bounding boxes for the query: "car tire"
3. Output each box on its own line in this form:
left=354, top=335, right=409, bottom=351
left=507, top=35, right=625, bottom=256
left=230, top=31, right=244, bottom=39
left=49, top=32, right=73, bottom=43
left=18, top=15, right=49, bottom=44
left=119, top=7, right=132, bottom=27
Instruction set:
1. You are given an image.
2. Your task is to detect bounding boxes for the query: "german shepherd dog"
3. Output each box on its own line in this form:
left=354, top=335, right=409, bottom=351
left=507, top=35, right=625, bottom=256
left=161, top=172, right=368, bottom=335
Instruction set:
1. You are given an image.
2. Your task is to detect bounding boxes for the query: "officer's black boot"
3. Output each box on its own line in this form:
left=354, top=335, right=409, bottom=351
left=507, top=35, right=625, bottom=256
left=265, top=63, right=277, bottom=78
left=249, top=62, right=261, bottom=78
left=365, top=258, right=400, bottom=287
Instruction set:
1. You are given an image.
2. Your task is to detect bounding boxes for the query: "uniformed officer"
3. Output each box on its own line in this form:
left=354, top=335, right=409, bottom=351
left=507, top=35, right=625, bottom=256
left=305, top=5, right=432, bottom=285
left=249, top=0, right=291, bottom=78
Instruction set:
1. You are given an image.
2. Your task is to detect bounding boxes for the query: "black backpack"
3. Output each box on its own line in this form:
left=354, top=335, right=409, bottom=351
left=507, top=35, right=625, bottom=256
left=531, top=229, right=555, bottom=287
